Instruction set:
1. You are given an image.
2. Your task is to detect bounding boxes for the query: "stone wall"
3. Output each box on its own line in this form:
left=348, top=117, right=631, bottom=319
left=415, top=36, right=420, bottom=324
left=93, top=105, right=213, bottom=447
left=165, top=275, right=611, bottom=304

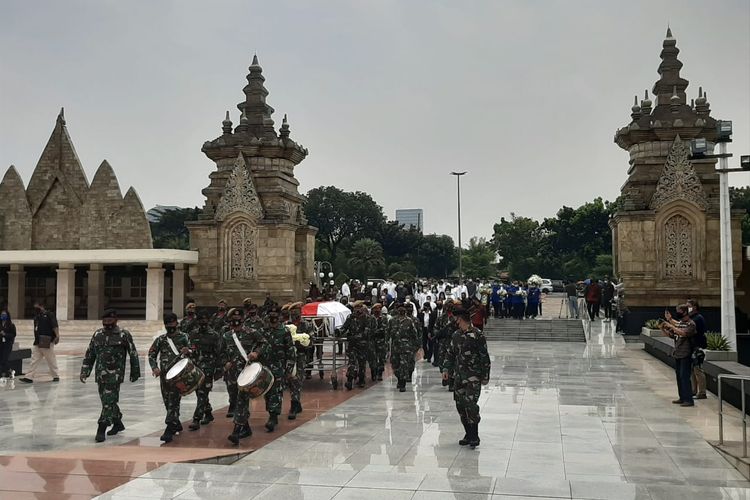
left=0, top=167, right=31, bottom=250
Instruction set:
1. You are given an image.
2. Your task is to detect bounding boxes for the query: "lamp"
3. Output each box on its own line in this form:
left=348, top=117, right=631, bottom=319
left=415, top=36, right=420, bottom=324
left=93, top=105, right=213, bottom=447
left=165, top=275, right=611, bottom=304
left=741, top=155, right=750, bottom=171
left=690, top=137, right=708, bottom=158
left=716, top=120, right=733, bottom=142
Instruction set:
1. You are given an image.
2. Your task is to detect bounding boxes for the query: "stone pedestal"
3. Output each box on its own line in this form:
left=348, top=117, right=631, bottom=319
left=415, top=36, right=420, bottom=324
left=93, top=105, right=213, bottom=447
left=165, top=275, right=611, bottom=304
left=7, top=265, right=25, bottom=319
left=145, top=263, right=165, bottom=321
left=87, top=264, right=105, bottom=320
left=55, top=264, right=76, bottom=320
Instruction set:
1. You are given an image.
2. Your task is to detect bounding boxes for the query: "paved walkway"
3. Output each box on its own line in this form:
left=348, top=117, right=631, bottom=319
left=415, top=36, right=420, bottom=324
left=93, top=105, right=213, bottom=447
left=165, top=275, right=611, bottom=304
left=84, top=321, right=750, bottom=500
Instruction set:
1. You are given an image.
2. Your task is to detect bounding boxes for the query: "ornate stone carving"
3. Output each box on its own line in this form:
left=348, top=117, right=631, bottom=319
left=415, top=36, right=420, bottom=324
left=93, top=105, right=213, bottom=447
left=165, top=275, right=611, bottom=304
left=223, top=219, right=258, bottom=281
left=664, top=214, right=693, bottom=278
left=215, top=154, right=263, bottom=222
left=650, top=136, right=708, bottom=210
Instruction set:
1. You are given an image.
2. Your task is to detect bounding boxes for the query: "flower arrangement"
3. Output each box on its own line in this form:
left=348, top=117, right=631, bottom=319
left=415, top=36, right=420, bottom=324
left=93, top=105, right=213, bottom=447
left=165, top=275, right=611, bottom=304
left=528, top=274, right=543, bottom=287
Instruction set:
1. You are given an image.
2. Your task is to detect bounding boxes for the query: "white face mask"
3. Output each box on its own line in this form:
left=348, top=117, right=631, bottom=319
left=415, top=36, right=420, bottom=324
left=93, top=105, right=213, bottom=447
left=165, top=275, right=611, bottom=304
left=687, top=307, right=693, bottom=314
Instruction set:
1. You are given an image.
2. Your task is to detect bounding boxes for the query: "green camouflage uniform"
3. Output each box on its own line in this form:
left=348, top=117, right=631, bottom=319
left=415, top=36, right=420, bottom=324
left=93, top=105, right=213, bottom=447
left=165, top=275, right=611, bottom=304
left=388, top=315, right=419, bottom=383
left=80, top=326, right=140, bottom=425
left=443, top=326, right=491, bottom=424
left=179, top=314, right=198, bottom=335
left=368, top=313, right=389, bottom=378
left=288, top=321, right=311, bottom=404
left=435, top=314, right=456, bottom=372
left=244, top=314, right=266, bottom=333
left=259, top=324, right=296, bottom=416
left=341, top=313, right=370, bottom=382
left=148, top=331, right=193, bottom=427
left=188, top=324, right=223, bottom=421
left=210, top=311, right=228, bottom=332
left=222, top=324, right=265, bottom=425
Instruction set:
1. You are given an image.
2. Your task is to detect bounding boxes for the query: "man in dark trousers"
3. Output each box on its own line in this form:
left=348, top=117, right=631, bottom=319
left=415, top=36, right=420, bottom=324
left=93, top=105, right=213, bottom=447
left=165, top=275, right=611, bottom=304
left=687, top=299, right=707, bottom=400
left=601, top=277, right=616, bottom=323
left=20, top=299, right=60, bottom=383
left=418, top=302, right=437, bottom=363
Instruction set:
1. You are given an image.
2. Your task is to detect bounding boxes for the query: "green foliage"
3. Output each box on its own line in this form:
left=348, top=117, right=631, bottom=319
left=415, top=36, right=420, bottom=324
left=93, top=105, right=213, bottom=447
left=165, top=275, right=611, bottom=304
left=335, top=273, right=350, bottom=288
left=150, top=207, right=201, bottom=250
left=390, top=271, right=416, bottom=283
left=416, top=234, right=457, bottom=278
left=491, top=198, right=614, bottom=280
left=462, top=237, right=496, bottom=279
left=706, top=332, right=730, bottom=351
left=730, top=187, right=750, bottom=245
left=347, top=238, right=386, bottom=279
left=644, top=319, right=661, bottom=329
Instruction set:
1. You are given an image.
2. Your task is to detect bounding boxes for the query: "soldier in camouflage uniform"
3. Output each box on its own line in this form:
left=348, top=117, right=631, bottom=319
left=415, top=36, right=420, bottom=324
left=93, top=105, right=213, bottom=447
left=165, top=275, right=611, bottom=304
left=436, top=301, right=457, bottom=388
left=179, top=301, right=198, bottom=334
left=243, top=299, right=266, bottom=333
left=404, top=302, right=420, bottom=383
left=368, top=303, right=388, bottom=381
left=210, top=299, right=228, bottom=332
left=80, top=309, right=140, bottom=443
left=442, top=308, right=491, bottom=449
left=187, top=309, right=224, bottom=431
left=222, top=308, right=265, bottom=444
left=260, top=308, right=296, bottom=432
left=341, top=301, right=371, bottom=390
left=148, top=312, right=194, bottom=443
left=285, top=303, right=309, bottom=420
left=388, top=304, right=420, bottom=392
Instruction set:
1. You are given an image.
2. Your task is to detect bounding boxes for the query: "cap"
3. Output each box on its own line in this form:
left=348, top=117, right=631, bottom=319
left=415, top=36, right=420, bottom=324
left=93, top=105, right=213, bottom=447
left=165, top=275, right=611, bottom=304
left=227, top=307, right=242, bottom=318
left=242, top=297, right=253, bottom=306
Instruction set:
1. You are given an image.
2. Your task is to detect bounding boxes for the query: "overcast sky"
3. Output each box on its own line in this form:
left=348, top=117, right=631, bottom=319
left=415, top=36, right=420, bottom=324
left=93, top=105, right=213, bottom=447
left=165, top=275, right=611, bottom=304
left=1, top=0, right=748, bottom=243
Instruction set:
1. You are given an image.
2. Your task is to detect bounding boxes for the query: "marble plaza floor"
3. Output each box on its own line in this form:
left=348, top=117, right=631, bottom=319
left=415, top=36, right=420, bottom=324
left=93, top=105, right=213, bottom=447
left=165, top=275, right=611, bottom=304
left=3, top=320, right=750, bottom=499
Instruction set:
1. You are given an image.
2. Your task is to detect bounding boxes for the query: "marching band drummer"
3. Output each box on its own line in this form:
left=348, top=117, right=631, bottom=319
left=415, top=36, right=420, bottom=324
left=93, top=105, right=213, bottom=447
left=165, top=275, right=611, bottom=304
left=222, top=308, right=265, bottom=444
left=260, top=307, right=296, bottom=432
left=148, top=312, right=194, bottom=443
left=187, top=309, right=224, bottom=431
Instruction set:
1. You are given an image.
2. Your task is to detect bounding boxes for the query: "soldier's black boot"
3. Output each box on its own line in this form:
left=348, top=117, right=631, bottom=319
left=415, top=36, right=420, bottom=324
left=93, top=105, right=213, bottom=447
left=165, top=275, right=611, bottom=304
left=397, top=378, right=406, bottom=392
left=288, top=400, right=299, bottom=420
left=265, top=413, right=278, bottom=432
left=442, top=376, right=449, bottom=387
left=458, top=419, right=470, bottom=446
left=371, top=369, right=377, bottom=382
left=468, top=423, right=480, bottom=449
left=357, top=374, right=366, bottom=388
left=377, top=369, right=383, bottom=382
left=160, top=425, right=174, bottom=443
left=189, top=419, right=201, bottom=431
left=107, top=419, right=125, bottom=436
left=175, top=422, right=183, bottom=433
left=344, top=377, right=353, bottom=390
left=227, top=396, right=236, bottom=418
left=239, top=422, right=252, bottom=439
left=228, top=424, right=242, bottom=444
left=95, top=423, right=108, bottom=443
left=201, top=412, right=214, bottom=425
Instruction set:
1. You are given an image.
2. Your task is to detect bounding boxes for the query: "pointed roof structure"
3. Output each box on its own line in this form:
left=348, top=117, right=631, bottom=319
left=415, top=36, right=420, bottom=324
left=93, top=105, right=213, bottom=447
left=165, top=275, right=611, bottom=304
left=652, top=27, right=689, bottom=111
left=236, top=54, right=278, bottom=139
left=26, top=108, right=90, bottom=215
left=0, top=165, right=32, bottom=249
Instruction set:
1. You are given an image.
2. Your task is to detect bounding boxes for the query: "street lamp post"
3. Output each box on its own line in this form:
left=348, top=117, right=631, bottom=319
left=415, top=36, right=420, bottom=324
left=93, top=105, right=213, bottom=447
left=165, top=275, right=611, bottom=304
left=450, top=172, right=467, bottom=282
left=690, top=121, right=749, bottom=350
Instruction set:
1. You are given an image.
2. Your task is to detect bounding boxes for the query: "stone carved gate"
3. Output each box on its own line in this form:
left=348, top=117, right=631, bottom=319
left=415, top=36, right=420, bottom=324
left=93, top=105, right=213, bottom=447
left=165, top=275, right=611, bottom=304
left=664, top=214, right=693, bottom=278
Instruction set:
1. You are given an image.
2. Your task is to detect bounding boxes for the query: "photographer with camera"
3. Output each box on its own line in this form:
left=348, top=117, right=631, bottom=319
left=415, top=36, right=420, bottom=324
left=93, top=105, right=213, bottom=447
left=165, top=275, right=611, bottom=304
left=660, top=304, right=696, bottom=407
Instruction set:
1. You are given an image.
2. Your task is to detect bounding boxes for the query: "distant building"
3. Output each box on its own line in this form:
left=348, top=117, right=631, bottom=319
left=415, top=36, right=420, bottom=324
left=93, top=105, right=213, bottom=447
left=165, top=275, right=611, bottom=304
left=147, top=205, right=182, bottom=223
left=396, top=209, right=423, bottom=232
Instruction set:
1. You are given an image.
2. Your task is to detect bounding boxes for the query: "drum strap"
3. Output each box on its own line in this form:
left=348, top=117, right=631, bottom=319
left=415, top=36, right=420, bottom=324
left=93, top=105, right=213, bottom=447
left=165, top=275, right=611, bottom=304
left=232, top=333, right=249, bottom=363
left=166, top=337, right=180, bottom=356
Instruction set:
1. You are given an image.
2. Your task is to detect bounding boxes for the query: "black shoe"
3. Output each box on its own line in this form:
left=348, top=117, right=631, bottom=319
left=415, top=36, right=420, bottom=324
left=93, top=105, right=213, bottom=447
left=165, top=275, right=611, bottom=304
left=399, top=385, right=406, bottom=392
left=189, top=419, right=201, bottom=431
left=107, top=419, right=125, bottom=436
left=238, top=424, right=252, bottom=439
left=52, top=377, right=60, bottom=382
left=226, top=407, right=235, bottom=418
left=265, top=414, right=278, bottom=432
left=95, top=423, right=108, bottom=443
left=458, top=420, right=470, bottom=446
left=19, top=378, right=32, bottom=383
left=288, top=401, right=299, bottom=420
left=175, top=422, right=183, bottom=433
left=442, top=378, right=449, bottom=387
left=160, top=426, right=174, bottom=443
left=201, top=412, right=214, bottom=425
left=228, top=424, right=242, bottom=444
left=468, top=423, right=480, bottom=449
left=357, top=377, right=366, bottom=388
left=344, top=378, right=353, bottom=391
left=377, top=374, right=383, bottom=381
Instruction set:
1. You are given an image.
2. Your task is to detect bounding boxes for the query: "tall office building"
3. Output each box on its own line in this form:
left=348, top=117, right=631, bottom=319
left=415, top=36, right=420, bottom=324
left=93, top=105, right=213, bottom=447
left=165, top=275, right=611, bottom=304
left=395, top=208, right=424, bottom=232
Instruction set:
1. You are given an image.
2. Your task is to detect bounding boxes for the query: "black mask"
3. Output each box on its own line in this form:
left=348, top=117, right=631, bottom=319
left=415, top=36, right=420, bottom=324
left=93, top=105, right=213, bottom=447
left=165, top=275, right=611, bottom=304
left=103, top=322, right=115, bottom=330
left=165, top=326, right=178, bottom=334
left=230, top=319, right=242, bottom=327
left=218, top=307, right=226, bottom=312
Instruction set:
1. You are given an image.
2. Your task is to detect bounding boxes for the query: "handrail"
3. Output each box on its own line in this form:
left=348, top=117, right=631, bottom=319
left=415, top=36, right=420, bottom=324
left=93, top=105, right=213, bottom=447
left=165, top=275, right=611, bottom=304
left=717, top=373, right=750, bottom=457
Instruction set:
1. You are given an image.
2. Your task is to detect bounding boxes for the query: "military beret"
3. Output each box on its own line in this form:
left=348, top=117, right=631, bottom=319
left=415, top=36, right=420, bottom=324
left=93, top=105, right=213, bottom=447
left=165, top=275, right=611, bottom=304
left=227, top=307, right=242, bottom=318
left=163, top=312, right=178, bottom=324
left=242, top=297, right=253, bottom=306
left=196, top=308, right=210, bottom=320
left=371, top=303, right=383, bottom=310
left=353, top=300, right=365, bottom=308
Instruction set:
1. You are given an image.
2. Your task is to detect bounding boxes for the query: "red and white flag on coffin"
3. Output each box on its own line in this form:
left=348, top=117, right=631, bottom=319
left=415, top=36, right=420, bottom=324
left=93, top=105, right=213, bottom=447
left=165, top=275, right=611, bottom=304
left=301, top=301, right=352, bottom=330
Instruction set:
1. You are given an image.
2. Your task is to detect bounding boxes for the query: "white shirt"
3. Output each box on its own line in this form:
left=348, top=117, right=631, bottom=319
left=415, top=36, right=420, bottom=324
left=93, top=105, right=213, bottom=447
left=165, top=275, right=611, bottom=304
left=341, top=283, right=351, bottom=297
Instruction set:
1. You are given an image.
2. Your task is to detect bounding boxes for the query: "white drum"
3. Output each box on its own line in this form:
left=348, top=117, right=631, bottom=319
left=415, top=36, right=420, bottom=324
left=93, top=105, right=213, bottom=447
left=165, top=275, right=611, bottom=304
left=165, top=358, right=204, bottom=396
left=237, top=362, right=274, bottom=398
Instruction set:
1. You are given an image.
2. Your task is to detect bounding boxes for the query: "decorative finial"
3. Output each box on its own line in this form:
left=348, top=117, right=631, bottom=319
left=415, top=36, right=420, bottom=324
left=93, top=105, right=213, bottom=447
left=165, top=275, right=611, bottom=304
left=666, top=25, right=673, bottom=39
left=670, top=85, right=680, bottom=112
left=699, top=86, right=703, bottom=98
left=251, top=54, right=259, bottom=66
left=690, top=98, right=695, bottom=109
left=641, top=89, right=652, bottom=114
left=631, top=95, right=642, bottom=120
left=57, top=107, right=66, bottom=125
left=240, top=109, right=248, bottom=123
left=222, top=110, right=233, bottom=135
left=280, top=113, right=290, bottom=138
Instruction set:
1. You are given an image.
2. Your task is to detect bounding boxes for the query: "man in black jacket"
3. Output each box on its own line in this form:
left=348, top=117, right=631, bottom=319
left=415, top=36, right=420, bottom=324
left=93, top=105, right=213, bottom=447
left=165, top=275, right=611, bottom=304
left=0, top=309, right=17, bottom=377
left=601, top=277, right=616, bottom=323
left=418, top=303, right=437, bottom=363
left=687, top=299, right=707, bottom=400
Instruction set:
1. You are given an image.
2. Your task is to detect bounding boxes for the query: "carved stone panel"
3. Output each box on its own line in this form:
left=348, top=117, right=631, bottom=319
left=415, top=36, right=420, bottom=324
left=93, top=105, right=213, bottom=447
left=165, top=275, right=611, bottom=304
left=664, top=214, right=693, bottom=278
left=223, top=219, right=258, bottom=281
left=215, top=154, right=263, bottom=222
left=651, top=136, right=708, bottom=211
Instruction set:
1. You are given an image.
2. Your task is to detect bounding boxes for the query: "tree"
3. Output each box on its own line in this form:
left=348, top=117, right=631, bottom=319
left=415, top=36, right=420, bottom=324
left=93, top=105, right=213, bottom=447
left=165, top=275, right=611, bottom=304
left=304, top=186, right=385, bottom=260
left=730, top=187, right=750, bottom=245
left=461, top=237, right=496, bottom=279
left=491, top=214, right=543, bottom=278
left=150, top=207, right=201, bottom=250
left=416, top=234, right=457, bottom=278
left=347, top=238, right=386, bottom=280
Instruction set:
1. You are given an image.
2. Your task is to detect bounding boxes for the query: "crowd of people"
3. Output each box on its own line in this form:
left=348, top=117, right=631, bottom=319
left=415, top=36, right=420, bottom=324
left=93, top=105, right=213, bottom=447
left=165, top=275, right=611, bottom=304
left=76, top=291, right=492, bottom=449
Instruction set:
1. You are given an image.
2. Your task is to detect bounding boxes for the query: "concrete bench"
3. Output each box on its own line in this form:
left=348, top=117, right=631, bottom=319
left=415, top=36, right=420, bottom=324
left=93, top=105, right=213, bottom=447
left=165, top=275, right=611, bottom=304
left=8, top=345, right=31, bottom=376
